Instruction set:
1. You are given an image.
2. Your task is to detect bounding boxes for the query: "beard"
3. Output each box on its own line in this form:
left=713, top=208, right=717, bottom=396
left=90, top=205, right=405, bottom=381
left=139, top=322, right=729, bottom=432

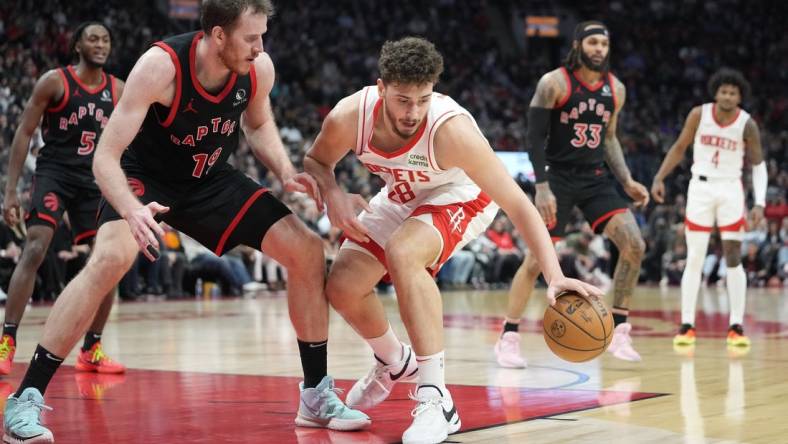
left=384, top=103, right=419, bottom=139
left=580, top=50, right=608, bottom=72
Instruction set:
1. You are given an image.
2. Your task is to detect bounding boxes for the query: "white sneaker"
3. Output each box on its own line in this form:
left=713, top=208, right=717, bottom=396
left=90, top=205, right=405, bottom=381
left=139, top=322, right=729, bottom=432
left=494, top=332, right=526, bottom=368
left=346, top=343, right=418, bottom=410
left=402, top=385, right=461, bottom=444
left=606, top=323, right=642, bottom=362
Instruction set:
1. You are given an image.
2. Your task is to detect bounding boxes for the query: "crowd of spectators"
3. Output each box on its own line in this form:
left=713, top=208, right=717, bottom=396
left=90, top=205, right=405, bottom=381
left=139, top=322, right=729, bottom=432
left=0, top=0, right=785, bottom=299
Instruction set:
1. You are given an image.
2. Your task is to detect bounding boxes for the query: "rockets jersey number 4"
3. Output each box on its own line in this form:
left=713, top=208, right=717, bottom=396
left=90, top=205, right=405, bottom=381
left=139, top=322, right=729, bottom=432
left=354, top=86, right=484, bottom=206
left=691, top=103, right=750, bottom=179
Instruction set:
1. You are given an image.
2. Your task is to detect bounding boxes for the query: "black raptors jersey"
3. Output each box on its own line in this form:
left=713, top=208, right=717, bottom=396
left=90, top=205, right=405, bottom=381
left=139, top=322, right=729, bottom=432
left=39, top=66, right=117, bottom=186
left=125, top=31, right=255, bottom=187
left=546, top=67, right=617, bottom=166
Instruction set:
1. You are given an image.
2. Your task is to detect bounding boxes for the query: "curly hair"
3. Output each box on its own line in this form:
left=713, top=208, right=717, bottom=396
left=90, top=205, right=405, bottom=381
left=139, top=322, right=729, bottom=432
left=69, top=22, right=112, bottom=61
left=708, top=68, right=751, bottom=102
left=378, top=37, right=444, bottom=85
left=201, top=0, right=275, bottom=34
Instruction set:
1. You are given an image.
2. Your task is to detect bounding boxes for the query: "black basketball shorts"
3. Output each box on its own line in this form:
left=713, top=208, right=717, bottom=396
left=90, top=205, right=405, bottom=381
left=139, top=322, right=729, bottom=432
left=26, top=173, right=101, bottom=244
left=546, top=166, right=630, bottom=239
left=97, top=167, right=292, bottom=255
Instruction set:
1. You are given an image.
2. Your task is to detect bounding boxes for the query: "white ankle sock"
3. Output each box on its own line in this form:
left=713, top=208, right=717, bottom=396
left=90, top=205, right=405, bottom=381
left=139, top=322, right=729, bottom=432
left=416, top=350, right=446, bottom=394
left=365, top=325, right=403, bottom=364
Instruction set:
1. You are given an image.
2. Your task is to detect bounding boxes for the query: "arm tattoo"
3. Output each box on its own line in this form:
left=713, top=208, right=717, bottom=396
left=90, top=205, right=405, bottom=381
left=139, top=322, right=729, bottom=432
left=603, top=135, right=632, bottom=184
left=604, top=78, right=632, bottom=184
left=530, top=72, right=562, bottom=108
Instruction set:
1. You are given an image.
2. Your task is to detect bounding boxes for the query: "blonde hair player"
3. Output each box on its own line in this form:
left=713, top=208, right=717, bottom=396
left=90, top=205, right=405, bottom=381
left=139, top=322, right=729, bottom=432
left=304, top=36, right=602, bottom=444
left=651, top=68, right=765, bottom=349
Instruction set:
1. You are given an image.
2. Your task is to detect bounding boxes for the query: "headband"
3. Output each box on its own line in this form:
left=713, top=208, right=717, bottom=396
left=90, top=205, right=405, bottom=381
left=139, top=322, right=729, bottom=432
left=575, top=26, right=609, bottom=42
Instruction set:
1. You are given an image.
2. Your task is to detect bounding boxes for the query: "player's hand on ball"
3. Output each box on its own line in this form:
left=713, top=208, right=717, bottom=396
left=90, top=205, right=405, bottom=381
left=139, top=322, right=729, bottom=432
left=125, top=202, right=169, bottom=261
left=283, top=172, right=324, bottom=212
left=624, top=179, right=650, bottom=207
left=326, top=190, right=372, bottom=243
left=650, top=179, right=665, bottom=204
left=546, top=277, right=604, bottom=306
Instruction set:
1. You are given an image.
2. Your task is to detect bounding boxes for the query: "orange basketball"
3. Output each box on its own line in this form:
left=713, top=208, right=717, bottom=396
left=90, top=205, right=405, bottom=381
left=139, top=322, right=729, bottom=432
left=543, top=291, right=614, bottom=362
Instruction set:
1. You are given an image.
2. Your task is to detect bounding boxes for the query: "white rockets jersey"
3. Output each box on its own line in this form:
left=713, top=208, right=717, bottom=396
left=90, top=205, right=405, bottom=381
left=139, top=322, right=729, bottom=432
left=691, top=102, right=750, bottom=179
left=354, top=86, right=485, bottom=206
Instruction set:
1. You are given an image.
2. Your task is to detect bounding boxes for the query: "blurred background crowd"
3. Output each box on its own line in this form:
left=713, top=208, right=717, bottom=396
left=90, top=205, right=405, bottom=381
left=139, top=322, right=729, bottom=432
left=0, top=0, right=785, bottom=300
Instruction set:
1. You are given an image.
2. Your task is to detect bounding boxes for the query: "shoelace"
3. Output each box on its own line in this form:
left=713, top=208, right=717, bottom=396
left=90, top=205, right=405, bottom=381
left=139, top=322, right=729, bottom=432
left=408, top=391, right=443, bottom=417
left=502, top=336, right=519, bottom=353
left=318, top=385, right=348, bottom=416
left=362, top=362, right=396, bottom=392
left=0, top=337, right=13, bottom=360
left=90, top=345, right=109, bottom=364
left=8, top=399, right=53, bottom=428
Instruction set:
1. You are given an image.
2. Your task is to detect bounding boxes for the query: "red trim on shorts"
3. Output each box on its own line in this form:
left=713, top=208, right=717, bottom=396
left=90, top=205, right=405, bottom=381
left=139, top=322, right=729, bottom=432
left=190, top=32, right=237, bottom=104
left=555, top=67, right=572, bottom=109
left=47, top=68, right=70, bottom=113
left=572, top=69, right=604, bottom=91
left=410, top=192, right=493, bottom=271
left=366, top=98, right=427, bottom=159
left=718, top=217, right=746, bottom=232
left=35, top=212, right=58, bottom=228
left=426, top=109, right=457, bottom=171
left=110, top=75, right=118, bottom=106
left=608, top=72, right=618, bottom=110
left=153, top=42, right=182, bottom=128
left=711, top=104, right=741, bottom=128
left=348, top=236, right=388, bottom=269
left=73, top=229, right=97, bottom=245
left=590, top=208, right=628, bottom=233
left=550, top=236, right=563, bottom=243
left=684, top=217, right=713, bottom=232
left=248, top=63, right=257, bottom=102
left=67, top=65, right=107, bottom=94
left=213, top=188, right=268, bottom=256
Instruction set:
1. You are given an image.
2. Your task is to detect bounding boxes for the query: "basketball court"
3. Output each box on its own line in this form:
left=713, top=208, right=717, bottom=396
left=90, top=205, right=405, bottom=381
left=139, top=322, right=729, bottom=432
left=1, top=284, right=786, bottom=443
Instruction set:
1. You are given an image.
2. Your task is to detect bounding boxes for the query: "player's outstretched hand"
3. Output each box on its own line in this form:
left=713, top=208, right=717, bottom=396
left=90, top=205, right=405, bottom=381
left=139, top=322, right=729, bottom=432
left=283, top=172, right=324, bottom=212
left=125, top=202, right=169, bottom=261
left=2, top=190, right=20, bottom=226
left=326, top=190, right=372, bottom=243
left=650, top=179, right=665, bottom=204
left=625, top=179, right=650, bottom=207
left=545, top=277, right=604, bottom=307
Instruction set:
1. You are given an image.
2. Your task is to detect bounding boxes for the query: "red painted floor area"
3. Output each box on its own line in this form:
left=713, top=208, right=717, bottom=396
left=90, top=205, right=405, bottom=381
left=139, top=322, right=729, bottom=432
left=0, top=366, right=662, bottom=444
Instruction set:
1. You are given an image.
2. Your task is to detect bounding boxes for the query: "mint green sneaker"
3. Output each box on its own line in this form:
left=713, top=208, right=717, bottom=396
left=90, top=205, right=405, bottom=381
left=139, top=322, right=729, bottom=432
left=3, top=387, right=54, bottom=443
left=295, top=375, right=371, bottom=431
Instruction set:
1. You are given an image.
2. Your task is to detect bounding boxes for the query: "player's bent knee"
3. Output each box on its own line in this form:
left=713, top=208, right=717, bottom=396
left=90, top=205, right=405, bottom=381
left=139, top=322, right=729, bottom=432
left=20, top=239, right=49, bottom=264
left=523, top=254, right=541, bottom=276
left=280, top=229, right=324, bottom=271
left=85, top=246, right=136, bottom=280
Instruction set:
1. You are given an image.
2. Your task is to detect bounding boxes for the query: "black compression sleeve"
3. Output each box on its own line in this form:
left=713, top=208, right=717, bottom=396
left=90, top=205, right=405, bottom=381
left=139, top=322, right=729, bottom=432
left=526, top=107, right=551, bottom=183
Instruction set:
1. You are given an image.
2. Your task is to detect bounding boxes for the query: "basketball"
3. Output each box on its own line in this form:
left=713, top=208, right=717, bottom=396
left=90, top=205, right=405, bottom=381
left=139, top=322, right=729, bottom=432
left=543, top=291, right=614, bottom=362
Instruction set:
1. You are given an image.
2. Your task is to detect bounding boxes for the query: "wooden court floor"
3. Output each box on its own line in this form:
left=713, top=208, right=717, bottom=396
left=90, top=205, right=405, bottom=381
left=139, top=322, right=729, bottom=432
left=2, top=284, right=787, bottom=443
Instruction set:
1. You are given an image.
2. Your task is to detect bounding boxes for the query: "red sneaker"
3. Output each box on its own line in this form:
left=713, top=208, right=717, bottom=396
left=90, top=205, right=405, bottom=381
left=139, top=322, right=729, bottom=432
left=75, top=342, right=126, bottom=374
left=0, top=334, right=16, bottom=375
